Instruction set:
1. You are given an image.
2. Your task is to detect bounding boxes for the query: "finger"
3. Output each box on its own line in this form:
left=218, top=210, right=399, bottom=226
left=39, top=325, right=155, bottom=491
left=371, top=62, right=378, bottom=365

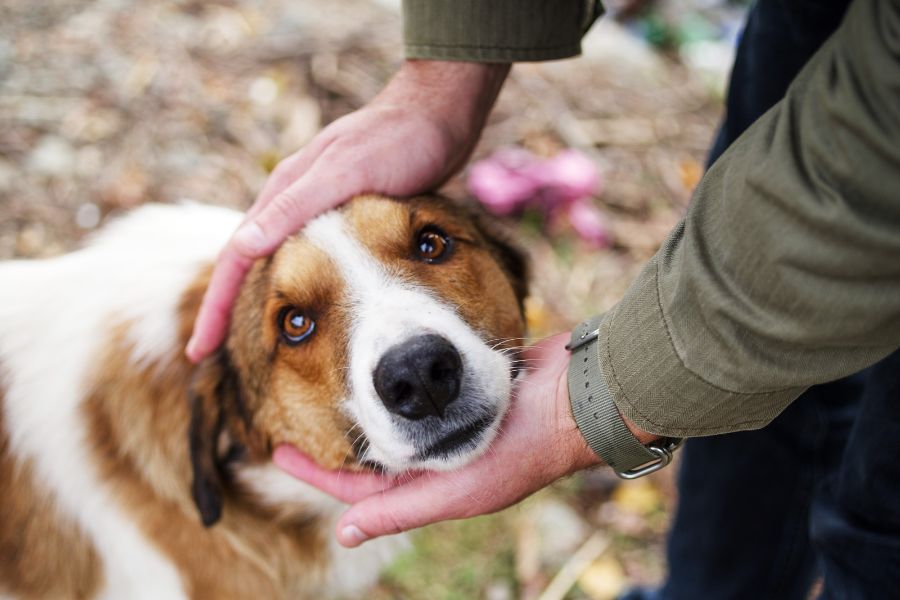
left=239, top=163, right=366, bottom=255
left=273, top=445, right=404, bottom=504
left=185, top=245, right=256, bottom=362
left=244, top=135, right=336, bottom=221
left=519, top=332, right=569, bottom=365
left=187, top=160, right=363, bottom=362
left=333, top=474, right=469, bottom=547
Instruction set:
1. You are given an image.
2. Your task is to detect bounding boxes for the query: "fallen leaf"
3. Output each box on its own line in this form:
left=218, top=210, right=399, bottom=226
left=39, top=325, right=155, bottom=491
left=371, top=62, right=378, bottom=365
left=578, top=555, right=626, bottom=600
left=611, top=479, right=662, bottom=515
left=525, top=296, right=551, bottom=337
left=678, top=157, right=703, bottom=192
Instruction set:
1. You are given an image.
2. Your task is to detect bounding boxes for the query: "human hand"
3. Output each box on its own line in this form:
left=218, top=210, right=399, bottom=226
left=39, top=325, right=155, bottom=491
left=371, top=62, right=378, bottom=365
left=273, top=333, right=603, bottom=548
left=186, top=60, right=510, bottom=362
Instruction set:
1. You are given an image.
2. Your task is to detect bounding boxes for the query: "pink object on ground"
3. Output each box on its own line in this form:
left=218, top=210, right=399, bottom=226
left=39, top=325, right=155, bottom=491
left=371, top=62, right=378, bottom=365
left=567, top=199, right=612, bottom=249
left=467, top=147, right=609, bottom=247
left=466, top=158, right=538, bottom=215
left=534, top=149, right=603, bottom=205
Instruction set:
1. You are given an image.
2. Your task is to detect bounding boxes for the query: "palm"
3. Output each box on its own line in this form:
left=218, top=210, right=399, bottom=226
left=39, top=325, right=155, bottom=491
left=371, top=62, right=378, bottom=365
left=274, top=334, right=600, bottom=546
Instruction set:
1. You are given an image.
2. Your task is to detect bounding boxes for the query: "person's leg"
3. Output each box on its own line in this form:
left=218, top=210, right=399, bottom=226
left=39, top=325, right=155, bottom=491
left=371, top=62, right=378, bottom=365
left=812, top=350, right=900, bottom=598
left=707, top=0, right=852, bottom=164
left=617, top=381, right=859, bottom=600
left=675, top=388, right=858, bottom=599
left=620, top=0, right=853, bottom=598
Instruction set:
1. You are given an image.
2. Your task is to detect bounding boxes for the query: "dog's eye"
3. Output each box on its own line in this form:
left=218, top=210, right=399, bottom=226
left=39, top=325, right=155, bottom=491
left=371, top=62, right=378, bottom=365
left=279, top=308, right=316, bottom=345
left=414, top=227, right=452, bottom=264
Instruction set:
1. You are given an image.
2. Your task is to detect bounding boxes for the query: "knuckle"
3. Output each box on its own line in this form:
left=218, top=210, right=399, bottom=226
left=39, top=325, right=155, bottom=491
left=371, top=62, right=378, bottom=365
left=264, top=192, right=302, bottom=226
left=269, top=165, right=297, bottom=190
left=380, top=511, right=407, bottom=536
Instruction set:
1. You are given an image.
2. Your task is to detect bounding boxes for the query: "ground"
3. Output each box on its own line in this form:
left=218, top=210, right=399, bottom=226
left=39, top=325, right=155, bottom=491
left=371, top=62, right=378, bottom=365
left=0, top=0, right=730, bottom=597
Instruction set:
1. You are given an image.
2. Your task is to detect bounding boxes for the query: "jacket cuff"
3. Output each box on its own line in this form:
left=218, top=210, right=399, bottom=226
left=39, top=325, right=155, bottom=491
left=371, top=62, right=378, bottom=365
left=402, top=0, right=604, bottom=63
left=598, top=258, right=805, bottom=438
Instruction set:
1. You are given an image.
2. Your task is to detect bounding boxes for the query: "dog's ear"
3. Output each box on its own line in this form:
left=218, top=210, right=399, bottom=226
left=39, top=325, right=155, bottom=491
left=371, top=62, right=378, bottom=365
left=187, top=352, right=243, bottom=527
left=470, top=206, right=530, bottom=312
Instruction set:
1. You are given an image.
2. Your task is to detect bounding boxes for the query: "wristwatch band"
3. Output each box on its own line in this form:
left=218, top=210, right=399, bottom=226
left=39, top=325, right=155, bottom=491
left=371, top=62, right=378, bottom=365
left=566, top=315, right=681, bottom=479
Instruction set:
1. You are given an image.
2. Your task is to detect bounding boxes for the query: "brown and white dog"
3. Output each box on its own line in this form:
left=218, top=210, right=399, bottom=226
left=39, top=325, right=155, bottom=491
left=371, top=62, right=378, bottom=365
left=0, top=194, right=527, bottom=599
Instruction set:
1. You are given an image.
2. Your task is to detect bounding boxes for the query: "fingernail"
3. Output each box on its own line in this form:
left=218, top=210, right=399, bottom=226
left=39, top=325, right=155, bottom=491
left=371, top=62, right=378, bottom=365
left=340, top=525, right=368, bottom=546
left=233, top=222, right=267, bottom=254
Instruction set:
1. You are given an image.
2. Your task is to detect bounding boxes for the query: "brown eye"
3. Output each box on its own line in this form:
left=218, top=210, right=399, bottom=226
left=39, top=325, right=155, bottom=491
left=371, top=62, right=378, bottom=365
left=415, top=227, right=452, bottom=263
left=279, top=307, right=315, bottom=345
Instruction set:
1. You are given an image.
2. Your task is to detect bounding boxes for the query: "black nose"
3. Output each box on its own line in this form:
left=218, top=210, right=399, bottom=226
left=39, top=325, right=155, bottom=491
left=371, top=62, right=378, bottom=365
left=373, top=334, right=463, bottom=420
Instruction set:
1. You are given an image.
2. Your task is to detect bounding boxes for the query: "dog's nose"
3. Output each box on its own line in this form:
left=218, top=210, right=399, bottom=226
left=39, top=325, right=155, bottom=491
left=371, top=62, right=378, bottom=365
left=373, top=334, right=463, bottom=420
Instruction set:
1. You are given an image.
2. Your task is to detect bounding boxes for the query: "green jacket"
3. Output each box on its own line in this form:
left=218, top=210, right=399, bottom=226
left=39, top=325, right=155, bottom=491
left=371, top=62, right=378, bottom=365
left=403, top=0, right=900, bottom=437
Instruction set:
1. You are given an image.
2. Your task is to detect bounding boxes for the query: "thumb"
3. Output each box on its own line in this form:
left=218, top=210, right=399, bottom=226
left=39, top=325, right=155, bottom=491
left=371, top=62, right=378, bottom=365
left=333, top=469, right=499, bottom=548
left=185, top=245, right=255, bottom=362
left=185, top=208, right=287, bottom=362
left=186, top=170, right=363, bottom=362
left=239, top=167, right=366, bottom=256
left=273, top=445, right=406, bottom=504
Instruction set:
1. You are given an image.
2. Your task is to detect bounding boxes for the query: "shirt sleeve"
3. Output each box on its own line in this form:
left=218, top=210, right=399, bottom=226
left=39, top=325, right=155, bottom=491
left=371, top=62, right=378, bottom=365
left=401, top=0, right=604, bottom=63
left=593, top=0, right=900, bottom=438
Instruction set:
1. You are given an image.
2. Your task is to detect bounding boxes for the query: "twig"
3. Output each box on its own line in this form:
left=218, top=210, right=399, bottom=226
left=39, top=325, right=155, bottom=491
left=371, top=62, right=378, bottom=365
left=537, top=531, right=611, bottom=600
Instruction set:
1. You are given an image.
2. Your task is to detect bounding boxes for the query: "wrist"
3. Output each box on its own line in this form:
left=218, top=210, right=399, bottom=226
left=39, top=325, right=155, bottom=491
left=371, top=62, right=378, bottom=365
left=622, top=411, right=659, bottom=445
left=547, top=337, right=603, bottom=473
left=376, top=60, right=509, bottom=157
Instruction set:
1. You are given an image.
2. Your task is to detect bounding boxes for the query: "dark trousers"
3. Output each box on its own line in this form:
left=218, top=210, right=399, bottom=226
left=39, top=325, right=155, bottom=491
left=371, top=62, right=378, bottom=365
left=622, top=0, right=900, bottom=598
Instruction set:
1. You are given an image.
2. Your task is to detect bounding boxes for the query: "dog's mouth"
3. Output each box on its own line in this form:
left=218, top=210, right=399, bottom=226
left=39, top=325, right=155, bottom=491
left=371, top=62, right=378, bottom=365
left=417, top=414, right=494, bottom=460
left=351, top=413, right=497, bottom=472
left=346, top=406, right=499, bottom=470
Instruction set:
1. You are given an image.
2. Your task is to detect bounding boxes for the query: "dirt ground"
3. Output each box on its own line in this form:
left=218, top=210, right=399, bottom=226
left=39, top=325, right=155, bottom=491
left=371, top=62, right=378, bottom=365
left=0, top=0, right=727, bottom=598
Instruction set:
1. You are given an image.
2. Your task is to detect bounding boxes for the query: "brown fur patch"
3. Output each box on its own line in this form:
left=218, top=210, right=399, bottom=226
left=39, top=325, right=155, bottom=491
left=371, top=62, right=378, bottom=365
left=80, top=267, right=335, bottom=599
left=235, top=238, right=357, bottom=470
left=0, top=365, right=102, bottom=599
left=343, top=195, right=527, bottom=351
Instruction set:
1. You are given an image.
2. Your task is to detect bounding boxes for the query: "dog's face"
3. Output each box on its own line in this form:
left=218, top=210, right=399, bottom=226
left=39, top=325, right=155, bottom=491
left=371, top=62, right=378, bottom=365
left=189, top=195, right=526, bottom=524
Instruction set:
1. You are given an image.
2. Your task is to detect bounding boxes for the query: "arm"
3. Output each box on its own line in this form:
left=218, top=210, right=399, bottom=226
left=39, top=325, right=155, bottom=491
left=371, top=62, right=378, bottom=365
left=278, top=0, right=900, bottom=546
left=601, top=0, right=900, bottom=438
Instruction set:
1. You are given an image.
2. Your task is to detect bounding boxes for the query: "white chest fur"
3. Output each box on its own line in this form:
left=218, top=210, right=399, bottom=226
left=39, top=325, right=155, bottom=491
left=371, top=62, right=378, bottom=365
left=0, top=204, right=242, bottom=599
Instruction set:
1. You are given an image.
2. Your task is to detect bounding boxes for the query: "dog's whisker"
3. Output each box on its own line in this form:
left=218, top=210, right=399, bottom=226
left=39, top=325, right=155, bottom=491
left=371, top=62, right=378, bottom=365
left=336, top=427, right=369, bottom=479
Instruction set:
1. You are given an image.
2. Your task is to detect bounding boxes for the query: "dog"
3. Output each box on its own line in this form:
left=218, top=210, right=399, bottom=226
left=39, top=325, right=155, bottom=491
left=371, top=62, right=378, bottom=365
left=0, top=194, right=527, bottom=599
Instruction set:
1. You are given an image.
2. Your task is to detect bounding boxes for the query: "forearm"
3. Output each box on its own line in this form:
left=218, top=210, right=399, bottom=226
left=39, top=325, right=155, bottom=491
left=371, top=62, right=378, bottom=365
left=593, top=0, right=900, bottom=438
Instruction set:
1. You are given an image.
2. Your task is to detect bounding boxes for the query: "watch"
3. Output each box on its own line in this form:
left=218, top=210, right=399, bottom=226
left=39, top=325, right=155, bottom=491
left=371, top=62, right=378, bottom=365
left=566, top=315, right=682, bottom=479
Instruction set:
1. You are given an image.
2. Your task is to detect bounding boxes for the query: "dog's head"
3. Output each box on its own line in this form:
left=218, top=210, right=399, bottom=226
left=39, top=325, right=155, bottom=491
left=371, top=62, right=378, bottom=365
left=188, top=194, right=527, bottom=525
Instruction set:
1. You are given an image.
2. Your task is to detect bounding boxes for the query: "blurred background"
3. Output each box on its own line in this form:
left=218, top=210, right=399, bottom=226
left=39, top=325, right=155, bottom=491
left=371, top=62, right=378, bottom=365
left=0, top=0, right=747, bottom=597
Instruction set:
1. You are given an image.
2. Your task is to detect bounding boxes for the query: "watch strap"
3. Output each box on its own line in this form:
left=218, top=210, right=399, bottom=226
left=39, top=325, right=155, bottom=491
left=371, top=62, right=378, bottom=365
left=566, top=315, right=663, bottom=476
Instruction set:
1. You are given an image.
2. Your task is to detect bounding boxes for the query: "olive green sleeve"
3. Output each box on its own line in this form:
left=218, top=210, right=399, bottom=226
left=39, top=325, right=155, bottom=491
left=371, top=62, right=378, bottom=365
left=594, top=0, right=900, bottom=438
left=401, top=0, right=604, bottom=63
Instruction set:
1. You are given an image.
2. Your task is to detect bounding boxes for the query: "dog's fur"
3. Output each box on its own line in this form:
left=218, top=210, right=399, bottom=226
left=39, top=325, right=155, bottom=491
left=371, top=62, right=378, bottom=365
left=0, top=195, right=526, bottom=599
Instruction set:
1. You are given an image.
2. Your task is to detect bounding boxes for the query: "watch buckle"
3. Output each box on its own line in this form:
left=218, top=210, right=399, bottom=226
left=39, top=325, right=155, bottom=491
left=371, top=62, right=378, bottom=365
left=617, top=438, right=683, bottom=480
left=565, top=327, right=600, bottom=351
